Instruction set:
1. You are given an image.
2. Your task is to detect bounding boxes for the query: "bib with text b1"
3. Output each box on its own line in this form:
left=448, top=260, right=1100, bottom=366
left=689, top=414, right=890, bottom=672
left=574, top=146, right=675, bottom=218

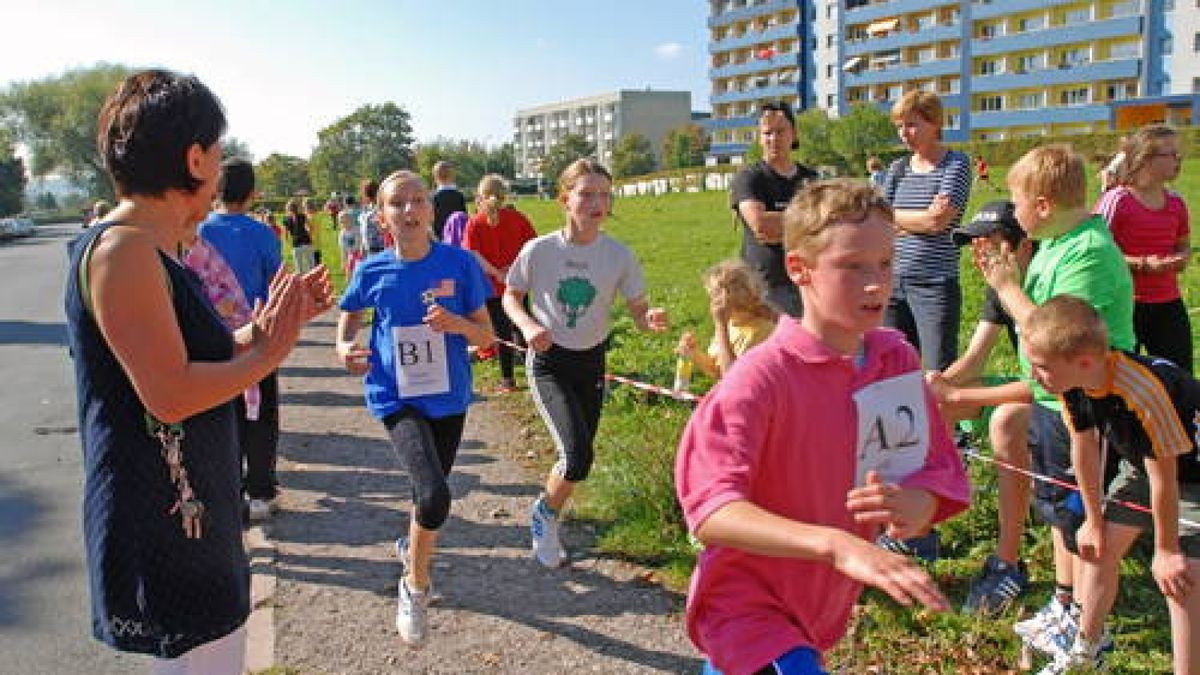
left=392, top=323, right=450, bottom=398
left=853, top=371, right=930, bottom=486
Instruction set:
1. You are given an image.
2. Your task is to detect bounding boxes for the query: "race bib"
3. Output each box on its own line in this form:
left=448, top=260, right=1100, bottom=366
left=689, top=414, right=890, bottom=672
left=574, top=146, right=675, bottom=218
left=392, top=324, right=450, bottom=398
left=853, top=371, right=930, bottom=486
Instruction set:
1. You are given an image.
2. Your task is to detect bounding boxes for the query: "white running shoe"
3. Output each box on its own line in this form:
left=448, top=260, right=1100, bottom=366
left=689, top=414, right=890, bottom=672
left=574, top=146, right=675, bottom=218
left=1015, top=597, right=1073, bottom=654
left=1035, top=631, right=1111, bottom=675
left=395, top=577, right=430, bottom=646
left=530, top=497, right=567, bottom=568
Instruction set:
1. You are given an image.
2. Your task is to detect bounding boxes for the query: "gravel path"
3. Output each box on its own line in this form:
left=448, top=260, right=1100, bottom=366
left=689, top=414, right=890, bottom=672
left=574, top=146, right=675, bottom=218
left=267, top=315, right=703, bottom=674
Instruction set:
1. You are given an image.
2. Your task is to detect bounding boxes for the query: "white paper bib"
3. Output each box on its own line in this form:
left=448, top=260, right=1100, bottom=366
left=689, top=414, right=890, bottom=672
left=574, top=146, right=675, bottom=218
left=392, top=323, right=450, bottom=398
left=853, top=371, right=930, bottom=486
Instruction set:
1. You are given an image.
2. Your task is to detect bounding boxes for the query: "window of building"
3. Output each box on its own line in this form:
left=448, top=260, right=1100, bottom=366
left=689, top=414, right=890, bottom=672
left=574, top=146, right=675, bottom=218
left=979, top=95, right=1004, bottom=111
left=941, top=77, right=961, bottom=94
left=826, top=94, right=835, bottom=108
left=1193, top=77, right=1200, bottom=93
left=979, top=59, right=1002, bottom=75
left=826, top=34, right=834, bottom=48
left=917, top=13, right=936, bottom=30
left=1109, top=41, right=1140, bottom=59
left=1061, top=47, right=1090, bottom=67
left=1194, top=31, right=1200, bottom=52
left=885, top=84, right=903, bottom=101
left=826, top=64, right=834, bottom=78
left=1163, top=36, right=1174, bottom=55
left=1109, top=0, right=1138, bottom=17
left=1017, top=53, right=1045, bottom=72
left=916, top=46, right=936, bottom=63
left=1060, top=86, right=1091, bottom=105
left=1164, top=0, right=1174, bottom=9
left=1017, top=92, right=1043, bottom=109
left=1064, top=7, right=1090, bottom=22
left=1017, top=15, right=1045, bottom=32
left=945, top=110, right=961, bottom=129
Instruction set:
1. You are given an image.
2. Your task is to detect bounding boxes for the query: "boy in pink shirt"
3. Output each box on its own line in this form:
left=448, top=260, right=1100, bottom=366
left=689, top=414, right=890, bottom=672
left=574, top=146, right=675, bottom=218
left=676, top=180, right=970, bottom=675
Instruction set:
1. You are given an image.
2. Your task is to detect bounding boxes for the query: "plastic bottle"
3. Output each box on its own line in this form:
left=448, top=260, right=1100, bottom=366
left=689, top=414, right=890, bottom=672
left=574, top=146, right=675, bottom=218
left=673, top=356, right=693, bottom=392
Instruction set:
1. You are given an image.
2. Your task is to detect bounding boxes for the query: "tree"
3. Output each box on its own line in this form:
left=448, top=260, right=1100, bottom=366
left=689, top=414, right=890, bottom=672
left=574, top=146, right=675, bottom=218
left=0, top=63, right=132, bottom=200
left=222, top=136, right=253, bottom=162
left=661, top=124, right=710, bottom=170
left=792, top=109, right=842, bottom=169
left=36, top=191, right=58, bottom=210
left=541, top=134, right=594, bottom=188
left=0, top=130, right=25, bottom=216
left=255, top=153, right=311, bottom=199
left=829, top=104, right=897, bottom=175
left=611, top=133, right=656, bottom=179
left=413, top=139, right=518, bottom=195
left=308, top=102, right=415, bottom=198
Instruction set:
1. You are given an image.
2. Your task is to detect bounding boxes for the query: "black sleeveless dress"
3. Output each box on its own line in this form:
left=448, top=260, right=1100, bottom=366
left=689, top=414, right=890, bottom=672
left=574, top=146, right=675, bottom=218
left=64, top=222, right=248, bottom=658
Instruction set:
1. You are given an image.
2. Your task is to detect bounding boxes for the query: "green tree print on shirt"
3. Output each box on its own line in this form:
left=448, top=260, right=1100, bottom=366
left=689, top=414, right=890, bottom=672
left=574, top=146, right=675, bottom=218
left=556, top=276, right=597, bottom=329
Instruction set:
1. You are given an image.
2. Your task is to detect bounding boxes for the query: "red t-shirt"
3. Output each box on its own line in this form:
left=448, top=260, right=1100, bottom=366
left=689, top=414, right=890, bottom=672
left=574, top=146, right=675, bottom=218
left=1095, top=187, right=1190, bottom=303
left=463, top=207, right=537, bottom=296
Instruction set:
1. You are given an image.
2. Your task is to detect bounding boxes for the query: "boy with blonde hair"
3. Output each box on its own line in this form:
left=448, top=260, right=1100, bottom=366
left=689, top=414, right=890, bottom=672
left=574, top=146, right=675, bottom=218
left=1023, top=295, right=1200, bottom=674
left=677, top=179, right=969, bottom=674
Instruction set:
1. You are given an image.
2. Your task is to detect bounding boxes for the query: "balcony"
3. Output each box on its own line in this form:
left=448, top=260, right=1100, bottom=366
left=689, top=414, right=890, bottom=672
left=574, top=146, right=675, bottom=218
left=709, top=141, right=752, bottom=157
left=710, top=23, right=799, bottom=53
left=708, top=0, right=794, bottom=29
left=973, top=15, right=1143, bottom=57
left=710, top=52, right=800, bottom=78
left=845, top=0, right=959, bottom=24
left=711, top=83, right=800, bottom=105
left=843, top=57, right=961, bottom=86
left=971, top=58, right=1141, bottom=93
left=973, top=0, right=1084, bottom=19
left=844, top=22, right=961, bottom=56
left=704, top=114, right=758, bottom=131
left=972, top=104, right=1110, bottom=128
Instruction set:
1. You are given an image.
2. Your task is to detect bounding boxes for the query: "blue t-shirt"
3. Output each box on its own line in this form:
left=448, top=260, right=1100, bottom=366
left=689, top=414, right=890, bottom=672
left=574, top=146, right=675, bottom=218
left=339, top=243, right=489, bottom=419
left=197, top=212, right=282, bottom=304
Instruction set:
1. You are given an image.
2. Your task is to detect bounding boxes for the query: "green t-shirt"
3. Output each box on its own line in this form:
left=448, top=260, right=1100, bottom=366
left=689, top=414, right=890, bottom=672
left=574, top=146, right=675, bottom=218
left=1021, top=214, right=1135, bottom=409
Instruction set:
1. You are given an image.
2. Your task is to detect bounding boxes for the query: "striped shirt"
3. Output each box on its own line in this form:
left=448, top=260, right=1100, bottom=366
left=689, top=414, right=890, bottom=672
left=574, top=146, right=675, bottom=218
left=883, top=150, right=972, bottom=278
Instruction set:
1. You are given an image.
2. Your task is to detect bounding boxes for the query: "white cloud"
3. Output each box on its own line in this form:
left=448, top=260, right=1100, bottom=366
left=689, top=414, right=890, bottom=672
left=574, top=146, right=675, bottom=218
left=654, top=42, right=684, bottom=60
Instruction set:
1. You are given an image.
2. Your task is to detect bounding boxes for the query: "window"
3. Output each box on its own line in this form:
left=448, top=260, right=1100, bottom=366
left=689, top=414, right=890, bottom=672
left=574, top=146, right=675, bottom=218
left=979, top=59, right=1002, bottom=75
left=979, top=22, right=1003, bottom=39
left=1017, top=53, right=1045, bottom=72
left=1017, top=15, right=1045, bottom=32
left=1194, top=32, right=1200, bottom=52
left=826, top=94, right=835, bottom=108
left=1060, top=87, right=1090, bottom=105
left=945, top=110, right=961, bottom=130
left=1105, top=83, right=1136, bottom=100
left=827, top=64, right=835, bottom=78
left=1017, top=92, right=1043, bottom=109
left=942, top=77, right=961, bottom=94
left=979, top=95, right=1004, bottom=111
left=885, top=84, right=903, bottom=100
left=1163, top=36, right=1174, bottom=54
left=1061, top=47, right=1090, bottom=67
left=917, top=13, right=936, bottom=30
left=916, top=46, right=936, bottom=63
left=1064, top=8, right=1089, bottom=22
left=826, top=34, right=834, bottom=48
left=1109, top=0, right=1139, bottom=16
left=1110, top=41, right=1140, bottom=59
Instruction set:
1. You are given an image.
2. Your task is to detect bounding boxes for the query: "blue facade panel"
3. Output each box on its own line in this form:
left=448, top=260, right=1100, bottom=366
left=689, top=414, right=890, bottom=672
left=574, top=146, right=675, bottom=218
left=972, top=16, right=1143, bottom=57
left=844, top=0, right=958, bottom=24
left=712, top=84, right=802, bottom=105
left=973, top=104, right=1111, bottom=128
left=843, top=23, right=961, bottom=57
left=710, top=52, right=802, bottom=79
left=973, top=0, right=1081, bottom=19
left=708, top=0, right=796, bottom=29
left=705, top=114, right=758, bottom=130
left=971, top=59, right=1142, bottom=93
left=709, top=23, right=800, bottom=54
left=709, top=142, right=752, bottom=157
left=844, top=59, right=961, bottom=87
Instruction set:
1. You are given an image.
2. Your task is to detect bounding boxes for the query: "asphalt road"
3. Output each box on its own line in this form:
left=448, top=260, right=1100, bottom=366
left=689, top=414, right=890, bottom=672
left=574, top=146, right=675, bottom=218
left=0, top=224, right=145, bottom=674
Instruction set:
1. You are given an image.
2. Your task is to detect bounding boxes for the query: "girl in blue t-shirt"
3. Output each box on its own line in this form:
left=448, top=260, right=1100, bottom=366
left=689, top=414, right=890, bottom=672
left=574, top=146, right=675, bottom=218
left=335, top=170, right=493, bottom=647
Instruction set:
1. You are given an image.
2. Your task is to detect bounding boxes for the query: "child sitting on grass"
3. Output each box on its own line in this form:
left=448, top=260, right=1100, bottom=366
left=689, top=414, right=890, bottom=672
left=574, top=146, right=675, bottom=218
left=676, top=258, right=777, bottom=381
left=675, top=179, right=969, bottom=675
left=1022, top=295, right=1200, bottom=675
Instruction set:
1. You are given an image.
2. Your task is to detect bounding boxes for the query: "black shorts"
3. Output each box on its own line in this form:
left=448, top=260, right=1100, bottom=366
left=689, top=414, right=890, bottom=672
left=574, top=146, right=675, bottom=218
left=1028, top=403, right=1084, bottom=552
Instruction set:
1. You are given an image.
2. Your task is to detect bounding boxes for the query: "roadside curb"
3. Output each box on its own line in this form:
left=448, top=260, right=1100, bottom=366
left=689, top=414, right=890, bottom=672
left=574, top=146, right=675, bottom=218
left=244, top=524, right=276, bottom=673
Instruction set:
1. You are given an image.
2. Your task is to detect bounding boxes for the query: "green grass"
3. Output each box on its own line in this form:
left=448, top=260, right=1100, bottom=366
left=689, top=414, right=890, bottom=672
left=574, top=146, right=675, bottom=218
left=494, top=159, right=1200, bottom=672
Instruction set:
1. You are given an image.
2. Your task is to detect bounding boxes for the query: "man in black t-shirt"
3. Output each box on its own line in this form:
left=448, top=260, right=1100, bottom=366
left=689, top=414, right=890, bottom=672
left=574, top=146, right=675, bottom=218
left=729, top=102, right=817, bottom=317
left=431, top=160, right=467, bottom=241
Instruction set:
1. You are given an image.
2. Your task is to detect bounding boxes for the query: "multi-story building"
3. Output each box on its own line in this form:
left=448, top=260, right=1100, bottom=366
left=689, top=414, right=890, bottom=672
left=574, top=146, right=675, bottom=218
left=512, top=90, right=692, bottom=181
left=706, top=0, right=1200, bottom=163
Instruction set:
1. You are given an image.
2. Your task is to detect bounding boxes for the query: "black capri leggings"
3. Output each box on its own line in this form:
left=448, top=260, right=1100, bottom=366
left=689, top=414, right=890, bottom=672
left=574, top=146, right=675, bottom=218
left=383, top=407, right=466, bottom=530
left=528, top=342, right=606, bottom=482
left=1134, top=298, right=1193, bottom=375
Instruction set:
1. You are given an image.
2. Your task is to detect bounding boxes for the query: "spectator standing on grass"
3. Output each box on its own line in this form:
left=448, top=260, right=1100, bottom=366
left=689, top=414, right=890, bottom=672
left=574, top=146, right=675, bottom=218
left=503, top=159, right=669, bottom=569
left=730, top=101, right=818, bottom=318
left=463, top=173, right=537, bottom=393
left=432, top=160, right=467, bottom=242
left=359, top=178, right=387, bottom=255
left=283, top=198, right=314, bottom=273
left=303, top=196, right=323, bottom=266
left=676, top=180, right=968, bottom=675
left=1094, top=124, right=1192, bottom=374
left=66, top=68, right=331, bottom=674
left=197, top=158, right=285, bottom=523
left=335, top=170, right=493, bottom=647
left=881, top=90, right=972, bottom=372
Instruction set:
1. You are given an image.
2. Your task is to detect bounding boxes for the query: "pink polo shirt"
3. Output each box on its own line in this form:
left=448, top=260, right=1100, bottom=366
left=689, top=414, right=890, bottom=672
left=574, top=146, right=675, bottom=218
left=675, top=319, right=969, bottom=675
left=1094, top=187, right=1190, bottom=303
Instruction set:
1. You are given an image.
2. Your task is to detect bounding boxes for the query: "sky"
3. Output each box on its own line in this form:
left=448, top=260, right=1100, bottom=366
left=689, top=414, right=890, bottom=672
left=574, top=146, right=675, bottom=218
left=2, top=0, right=710, bottom=161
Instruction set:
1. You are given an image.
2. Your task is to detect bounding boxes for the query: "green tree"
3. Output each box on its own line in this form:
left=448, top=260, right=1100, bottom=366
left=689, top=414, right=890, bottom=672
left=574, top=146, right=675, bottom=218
left=541, top=134, right=594, bottom=188
left=0, top=63, right=132, bottom=199
left=829, top=104, right=897, bottom=175
left=792, top=108, right=842, bottom=169
left=414, top=139, right=518, bottom=195
left=661, top=124, right=710, bottom=170
left=255, top=153, right=311, bottom=199
left=222, top=136, right=253, bottom=162
left=0, top=153, right=24, bottom=216
left=309, top=102, right=415, bottom=198
left=611, top=133, right=656, bottom=179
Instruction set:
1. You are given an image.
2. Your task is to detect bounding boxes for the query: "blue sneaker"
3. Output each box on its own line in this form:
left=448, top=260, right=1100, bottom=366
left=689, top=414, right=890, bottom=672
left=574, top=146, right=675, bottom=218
left=876, top=529, right=940, bottom=563
left=963, top=555, right=1030, bottom=616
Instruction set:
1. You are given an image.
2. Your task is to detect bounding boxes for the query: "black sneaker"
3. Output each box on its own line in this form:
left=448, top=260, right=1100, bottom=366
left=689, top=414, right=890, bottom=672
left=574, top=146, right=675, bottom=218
left=963, top=554, right=1030, bottom=616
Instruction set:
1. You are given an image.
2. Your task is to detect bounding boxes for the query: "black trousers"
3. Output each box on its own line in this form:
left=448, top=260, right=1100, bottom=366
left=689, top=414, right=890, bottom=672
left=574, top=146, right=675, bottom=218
left=383, top=407, right=466, bottom=530
left=1134, top=298, right=1193, bottom=374
left=234, top=371, right=280, bottom=500
left=528, top=343, right=606, bottom=482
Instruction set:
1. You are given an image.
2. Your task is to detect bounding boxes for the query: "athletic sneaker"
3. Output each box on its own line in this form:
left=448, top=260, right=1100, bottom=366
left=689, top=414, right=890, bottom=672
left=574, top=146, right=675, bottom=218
left=963, top=555, right=1030, bottom=616
left=1016, top=597, right=1075, bottom=655
left=395, top=577, right=430, bottom=646
left=531, top=497, right=567, bottom=568
left=876, top=529, right=940, bottom=563
left=1035, top=631, right=1112, bottom=675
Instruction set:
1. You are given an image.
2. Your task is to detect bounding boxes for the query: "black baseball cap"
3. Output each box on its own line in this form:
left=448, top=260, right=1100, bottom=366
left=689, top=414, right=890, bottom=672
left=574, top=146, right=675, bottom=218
left=951, top=200, right=1024, bottom=247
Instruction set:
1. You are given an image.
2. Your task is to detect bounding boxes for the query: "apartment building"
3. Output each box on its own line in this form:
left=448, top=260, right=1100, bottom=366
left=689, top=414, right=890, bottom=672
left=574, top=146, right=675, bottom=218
left=706, top=0, right=1200, bottom=162
left=512, top=90, right=692, bottom=181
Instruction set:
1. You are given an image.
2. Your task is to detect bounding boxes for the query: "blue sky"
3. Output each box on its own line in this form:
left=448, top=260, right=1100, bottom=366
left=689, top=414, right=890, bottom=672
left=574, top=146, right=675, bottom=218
left=2, top=0, right=710, bottom=160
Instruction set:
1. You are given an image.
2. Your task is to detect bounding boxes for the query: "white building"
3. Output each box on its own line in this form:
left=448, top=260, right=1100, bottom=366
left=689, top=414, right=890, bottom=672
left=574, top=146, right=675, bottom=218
left=1165, top=0, right=1200, bottom=94
left=512, top=90, right=692, bottom=180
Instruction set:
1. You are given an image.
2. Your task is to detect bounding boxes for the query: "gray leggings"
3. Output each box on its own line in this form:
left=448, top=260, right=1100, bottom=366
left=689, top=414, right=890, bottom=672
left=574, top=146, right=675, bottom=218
left=383, top=408, right=465, bottom=530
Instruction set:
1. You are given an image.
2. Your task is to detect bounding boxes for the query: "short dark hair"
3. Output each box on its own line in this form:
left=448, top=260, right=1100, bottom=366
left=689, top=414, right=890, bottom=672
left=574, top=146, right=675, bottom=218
left=360, top=178, right=379, bottom=203
left=759, top=101, right=799, bottom=150
left=218, top=158, right=255, bottom=203
left=97, top=69, right=226, bottom=197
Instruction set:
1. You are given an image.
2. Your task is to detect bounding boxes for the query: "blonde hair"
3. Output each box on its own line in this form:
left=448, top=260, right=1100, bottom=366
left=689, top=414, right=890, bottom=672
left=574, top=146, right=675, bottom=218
left=1006, top=144, right=1087, bottom=209
left=1119, top=124, right=1179, bottom=184
left=783, top=179, right=894, bottom=256
left=376, top=169, right=427, bottom=209
left=866, top=156, right=883, bottom=172
left=703, top=259, right=778, bottom=322
left=1023, top=295, right=1108, bottom=358
left=891, top=91, right=944, bottom=139
left=557, top=158, right=612, bottom=199
left=477, top=173, right=508, bottom=223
